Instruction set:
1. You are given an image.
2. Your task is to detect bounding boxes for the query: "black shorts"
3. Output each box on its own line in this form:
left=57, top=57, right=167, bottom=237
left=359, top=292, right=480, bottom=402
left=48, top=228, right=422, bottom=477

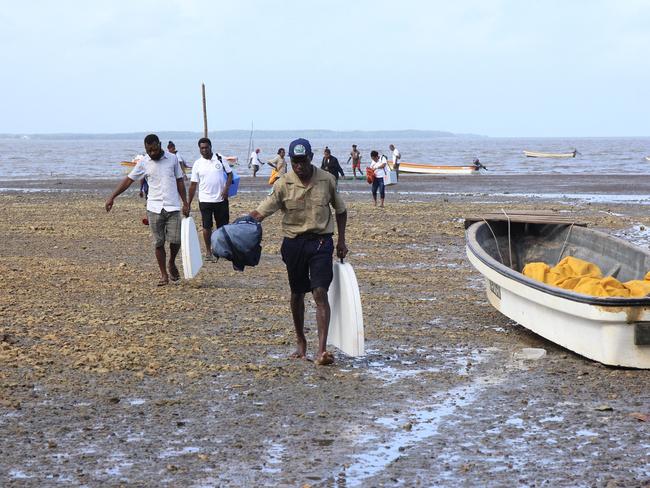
left=281, top=235, right=334, bottom=294
left=199, top=201, right=229, bottom=230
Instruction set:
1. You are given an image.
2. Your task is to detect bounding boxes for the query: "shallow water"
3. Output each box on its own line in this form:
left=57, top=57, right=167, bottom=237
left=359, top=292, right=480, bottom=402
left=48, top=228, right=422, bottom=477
left=1, top=136, right=649, bottom=180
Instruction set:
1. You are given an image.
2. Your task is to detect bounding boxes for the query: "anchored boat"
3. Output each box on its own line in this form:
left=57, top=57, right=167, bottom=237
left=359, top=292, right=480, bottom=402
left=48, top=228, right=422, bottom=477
left=466, top=219, right=650, bottom=368
left=399, top=161, right=483, bottom=175
left=523, top=150, right=577, bottom=158
left=119, top=155, right=238, bottom=174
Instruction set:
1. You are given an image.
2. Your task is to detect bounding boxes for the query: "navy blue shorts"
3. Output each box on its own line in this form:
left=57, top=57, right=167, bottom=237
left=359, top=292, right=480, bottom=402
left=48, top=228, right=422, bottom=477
left=280, top=235, right=334, bottom=294
left=372, top=177, right=385, bottom=198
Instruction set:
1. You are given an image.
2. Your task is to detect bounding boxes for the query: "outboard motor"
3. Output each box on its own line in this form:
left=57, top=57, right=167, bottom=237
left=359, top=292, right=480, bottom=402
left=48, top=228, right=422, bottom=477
left=473, top=158, right=487, bottom=171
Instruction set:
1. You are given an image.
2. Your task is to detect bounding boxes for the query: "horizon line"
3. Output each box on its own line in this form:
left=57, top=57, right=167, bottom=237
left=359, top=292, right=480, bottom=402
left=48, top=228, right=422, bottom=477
left=2, top=130, right=649, bottom=139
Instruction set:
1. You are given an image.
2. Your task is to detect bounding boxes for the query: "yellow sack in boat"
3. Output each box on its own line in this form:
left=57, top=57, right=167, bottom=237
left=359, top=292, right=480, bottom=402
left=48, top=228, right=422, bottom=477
left=551, top=256, right=602, bottom=280
left=523, top=256, right=650, bottom=298
left=522, top=262, right=552, bottom=283
left=622, top=271, right=650, bottom=297
left=550, top=257, right=602, bottom=291
left=573, top=276, right=629, bottom=298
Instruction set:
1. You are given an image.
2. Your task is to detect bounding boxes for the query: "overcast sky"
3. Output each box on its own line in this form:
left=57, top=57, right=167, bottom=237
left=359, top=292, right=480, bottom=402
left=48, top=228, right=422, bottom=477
left=2, top=0, right=649, bottom=136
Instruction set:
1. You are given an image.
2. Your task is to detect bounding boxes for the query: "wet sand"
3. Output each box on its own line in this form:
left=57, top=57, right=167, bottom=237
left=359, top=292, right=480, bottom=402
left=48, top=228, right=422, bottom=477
left=4, top=173, right=650, bottom=195
left=1, top=176, right=649, bottom=486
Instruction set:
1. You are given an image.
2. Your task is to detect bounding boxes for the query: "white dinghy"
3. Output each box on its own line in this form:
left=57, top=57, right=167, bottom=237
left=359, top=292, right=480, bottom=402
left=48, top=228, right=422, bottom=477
left=466, top=220, right=650, bottom=368
left=523, top=149, right=577, bottom=158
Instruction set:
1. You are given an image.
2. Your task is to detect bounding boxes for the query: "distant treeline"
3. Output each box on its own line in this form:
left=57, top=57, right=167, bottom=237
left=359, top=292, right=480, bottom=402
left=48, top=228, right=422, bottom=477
left=0, top=129, right=485, bottom=140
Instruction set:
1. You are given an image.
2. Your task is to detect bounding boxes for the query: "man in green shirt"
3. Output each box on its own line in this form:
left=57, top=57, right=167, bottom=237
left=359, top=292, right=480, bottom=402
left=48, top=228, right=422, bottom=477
left=250, top=138, right=348, bottom=365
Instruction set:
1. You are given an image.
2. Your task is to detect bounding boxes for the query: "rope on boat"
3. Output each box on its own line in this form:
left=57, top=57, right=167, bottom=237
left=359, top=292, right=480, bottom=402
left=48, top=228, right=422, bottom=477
left=482, top=218, right=505, bottom=265
left=501, top=208, right=513, bottom=269
left=557, top=223, right=575, bottom=264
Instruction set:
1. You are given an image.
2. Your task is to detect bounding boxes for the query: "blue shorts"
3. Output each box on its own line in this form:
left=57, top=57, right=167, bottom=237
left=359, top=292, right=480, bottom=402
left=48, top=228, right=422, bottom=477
left=280, top=234, right=334, bottom=294
left=372, top=177, right=385, bottom=198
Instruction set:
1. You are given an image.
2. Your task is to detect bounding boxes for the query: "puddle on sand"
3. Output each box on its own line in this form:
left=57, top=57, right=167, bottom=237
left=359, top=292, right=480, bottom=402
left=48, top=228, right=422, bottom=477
left=367, top=363, right=441, bottom=385
left=9, top=470, right=32, bottom=479
left=94, top=451, right=130, bottom=479
left=358, top=262, right=431, bottom=270
left=576, top=429, right=599, bottom=438
left=540, top=415, right=564, bottom=423
left=158, top=446, right=201, bottom=459
left=341, top=349, right=503, bottom=486
left=341, top=372, right=504, bottom=486
left=613, top=224, right=650, bottom=248
left=362, top=347, right=498, bottom=385
left=261, top=440, right=285, bottom=474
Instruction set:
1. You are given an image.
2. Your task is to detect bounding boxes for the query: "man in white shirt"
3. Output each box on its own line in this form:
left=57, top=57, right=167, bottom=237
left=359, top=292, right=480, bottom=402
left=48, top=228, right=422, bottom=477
left=249, top=148, right=263, bottom=177
left=105, top=134, right=189, bottom=286
left=389, top=144, right=401, bottom=180
left=189, top=137, right=233, bottom=259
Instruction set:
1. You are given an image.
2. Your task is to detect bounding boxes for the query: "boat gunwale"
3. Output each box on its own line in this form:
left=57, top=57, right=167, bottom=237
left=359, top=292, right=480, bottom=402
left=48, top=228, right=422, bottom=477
left=466, top=221, right=650, bottom=307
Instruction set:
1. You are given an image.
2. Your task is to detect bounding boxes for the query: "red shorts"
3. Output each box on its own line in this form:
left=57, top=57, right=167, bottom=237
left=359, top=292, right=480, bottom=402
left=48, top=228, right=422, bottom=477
left=352, top=161, right=361, bottom=169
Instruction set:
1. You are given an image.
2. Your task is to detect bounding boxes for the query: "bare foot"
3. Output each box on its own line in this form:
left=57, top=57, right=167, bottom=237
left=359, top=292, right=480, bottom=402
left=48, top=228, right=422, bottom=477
left=289, top=351, right=312, bottom=362
left=157, top=276, right=169, bottom=287
left=168, top=263, right=180, bottom=281
left=315, top=351, right=334, bottom=366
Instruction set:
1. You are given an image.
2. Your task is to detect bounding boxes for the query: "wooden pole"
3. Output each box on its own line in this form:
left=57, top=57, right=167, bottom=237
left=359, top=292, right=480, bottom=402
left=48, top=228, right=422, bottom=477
left=201, top=83, right=208, bottom=138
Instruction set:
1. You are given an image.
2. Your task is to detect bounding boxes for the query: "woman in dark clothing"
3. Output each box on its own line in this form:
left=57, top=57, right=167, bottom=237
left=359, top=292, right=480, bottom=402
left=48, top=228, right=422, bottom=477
left=321, top=148, right=345, bottom=181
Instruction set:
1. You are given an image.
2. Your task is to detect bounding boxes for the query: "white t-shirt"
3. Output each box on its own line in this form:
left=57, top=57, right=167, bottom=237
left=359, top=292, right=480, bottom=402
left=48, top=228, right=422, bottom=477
left=128, top=151, right=183, bottom=213
left=191, top=153, right=233, bottom=203
left=392, top=148, right=401, bottom=164
left=371, top=156, right=388, bottom=178
left=250, top=151, right=262, bottom=167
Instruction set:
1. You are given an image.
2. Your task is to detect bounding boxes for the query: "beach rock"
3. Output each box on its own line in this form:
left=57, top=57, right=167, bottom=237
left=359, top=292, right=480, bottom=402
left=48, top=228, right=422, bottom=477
left=595, top=405, right=613, bottom=411
left=514, top=348, right=547, bottom=361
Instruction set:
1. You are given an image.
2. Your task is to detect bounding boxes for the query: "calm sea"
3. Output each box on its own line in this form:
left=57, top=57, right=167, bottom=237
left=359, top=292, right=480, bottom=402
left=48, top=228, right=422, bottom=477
left=1, top=136, right=649, bottom=180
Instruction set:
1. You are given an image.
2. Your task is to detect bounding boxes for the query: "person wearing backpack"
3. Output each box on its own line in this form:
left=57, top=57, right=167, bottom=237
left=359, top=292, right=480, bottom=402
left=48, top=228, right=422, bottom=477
left=369, top=150, right=388, bottom=208
left=188, top=137, right=233, bottom=260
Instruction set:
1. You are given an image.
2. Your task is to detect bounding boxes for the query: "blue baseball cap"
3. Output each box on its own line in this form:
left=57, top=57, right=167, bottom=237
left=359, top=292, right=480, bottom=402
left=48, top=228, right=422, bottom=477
left=288, top=138, right=312, bottom=160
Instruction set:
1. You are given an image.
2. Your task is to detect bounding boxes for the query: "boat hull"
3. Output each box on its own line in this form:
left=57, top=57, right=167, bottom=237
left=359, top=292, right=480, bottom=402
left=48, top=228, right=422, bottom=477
left=466, top=222, right=650, bottom=368
left=523, top=150, right=576, bottom=158
left=399, top=162, right=479, bottom=175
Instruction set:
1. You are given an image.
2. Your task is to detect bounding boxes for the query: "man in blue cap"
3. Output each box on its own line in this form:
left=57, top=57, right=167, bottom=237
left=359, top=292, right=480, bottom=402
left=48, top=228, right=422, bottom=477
left=250, top=138, right=348, bottom=365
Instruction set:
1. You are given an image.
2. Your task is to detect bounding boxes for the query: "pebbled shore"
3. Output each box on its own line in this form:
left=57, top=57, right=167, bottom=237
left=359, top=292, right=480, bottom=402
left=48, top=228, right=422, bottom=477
left=0, top=176, right=648, bottom=486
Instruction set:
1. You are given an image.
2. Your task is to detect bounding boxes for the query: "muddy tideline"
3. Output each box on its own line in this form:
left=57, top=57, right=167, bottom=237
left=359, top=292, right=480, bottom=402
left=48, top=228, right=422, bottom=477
left=1, top=175, right=648, bottom=487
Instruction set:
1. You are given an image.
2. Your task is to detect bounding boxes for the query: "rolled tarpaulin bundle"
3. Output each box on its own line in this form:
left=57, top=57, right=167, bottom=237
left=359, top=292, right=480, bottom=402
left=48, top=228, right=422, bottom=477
left=211, top=216, right=262, bottom=271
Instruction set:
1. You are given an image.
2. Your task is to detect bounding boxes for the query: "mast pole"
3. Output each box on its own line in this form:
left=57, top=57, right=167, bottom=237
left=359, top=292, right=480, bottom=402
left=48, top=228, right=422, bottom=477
left=202, top=83, right=208, bottom=138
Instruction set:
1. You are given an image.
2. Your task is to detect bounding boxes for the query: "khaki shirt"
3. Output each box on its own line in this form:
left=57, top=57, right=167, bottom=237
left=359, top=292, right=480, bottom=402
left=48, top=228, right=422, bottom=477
left=256, top=167, right=347, bottom=238
left=268, top=155, right=286, bottom=174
